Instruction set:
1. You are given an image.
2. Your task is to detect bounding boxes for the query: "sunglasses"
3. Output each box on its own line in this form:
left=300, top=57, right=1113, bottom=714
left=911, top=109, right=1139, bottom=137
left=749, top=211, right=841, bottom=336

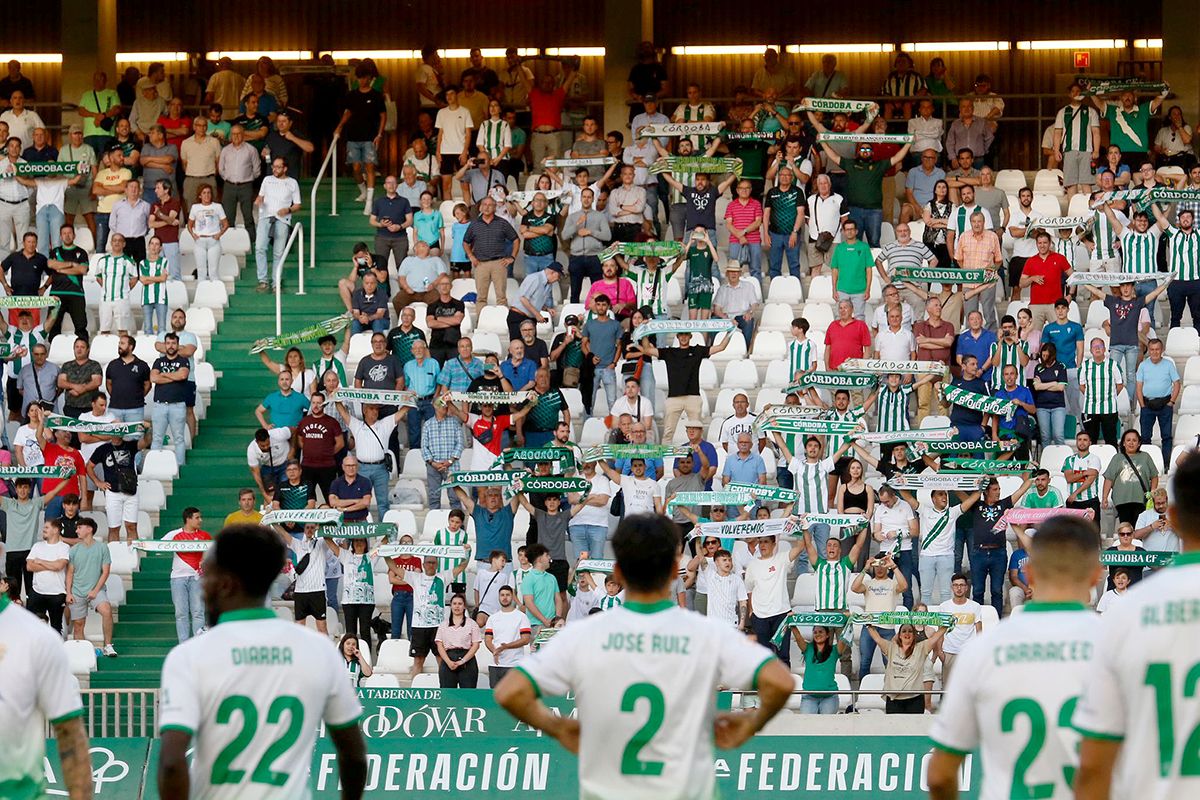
left=1118, top=530, right=1133, bottom=536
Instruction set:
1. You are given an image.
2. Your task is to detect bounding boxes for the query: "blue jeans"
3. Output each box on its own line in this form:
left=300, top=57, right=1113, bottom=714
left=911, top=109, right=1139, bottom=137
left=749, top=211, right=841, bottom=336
left=1141, top=405, right=1174, bottom=464
left=570, top=524, right=608, bottom=561
left=151, top=401, right=187, bottom=465
left=859, top=626, right=894, bottom=681
left=800, top=695, right=839, bottom=714
left=95, top=212, right=111, bottom=253
left=425, top=463, right=462, bottom=511
left=593, top=365, right=618, bottom=411
left=110, top=406, right=145, bottom=440
left=256, top=215, right=290, bottom=283
left=162, top=242, right=182, bottom=281
left=325, top=577, right=341, bottom=611
left=568, top=255, right=602, bottom=303
left=730, top=314, right=755, bottom=348
left=391, top=591, right=414, bottom=638
left=406, top=397, right=434, bottom=449
left=36, top=205, right=65, bottom=257
left=1037, top=406, right=1067, bottom=447
left=971, top=547, right=1007, bottom=617
left=954, top=524, right=971, bottom=575
left=848, top=206, right=883, bottom=247
left=1136, top=279, right=1159, bottom=332
left=768, top=233, right=801, bottom=278
left=919, top=553, right=954, bottom=605
left=351, top=316, right=389, bottom=334
left=1109, top=344, right=1139, bottom=409
left=523, top=253, right=555, bottom=274
left=728, top=242, right=763, bottom=278
left=143, top=303, right=168, bottom=334
left=358, top=461, right=391, bottom=519
left=260, top=463, right=288, bottom=492
left=896, top=548, right=916, bottom=609
left=796, top=523, right=831, bottom=575
left=170, top=575, right=204, bottom=642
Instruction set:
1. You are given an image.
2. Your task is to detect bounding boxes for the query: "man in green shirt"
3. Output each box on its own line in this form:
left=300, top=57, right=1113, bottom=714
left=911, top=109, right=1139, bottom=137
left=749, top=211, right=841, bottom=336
left=1021, top=469, right=1064, bottom=509
left=65, top=518, right=117, bottom=656
left=1092, top=88, right=1168, bottom=169
left=77, top=71, right=121, bottom=154
left=521, top=543, right=560, bottom=629
left=818, top=137, right=911, bottom=247
left=830, top=219, right=875, bottom=316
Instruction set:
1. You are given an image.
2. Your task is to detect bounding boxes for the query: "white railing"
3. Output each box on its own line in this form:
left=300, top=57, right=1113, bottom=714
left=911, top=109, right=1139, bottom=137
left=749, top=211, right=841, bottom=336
left=309, top=132, right=339, bottom=273
left=274, top=221, right=306, bottom=335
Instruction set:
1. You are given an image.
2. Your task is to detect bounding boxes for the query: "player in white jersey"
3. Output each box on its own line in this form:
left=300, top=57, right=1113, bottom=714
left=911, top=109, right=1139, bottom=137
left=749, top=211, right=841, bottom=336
left=1074, top=453, right=1200, bottom=799
left=157, top=524, right=367, bottom=800
left=928, top=515, right=1103, bottom=800
left=495, top=514, right=794, bottom=800
left=0, top=591, right=93, bottom=798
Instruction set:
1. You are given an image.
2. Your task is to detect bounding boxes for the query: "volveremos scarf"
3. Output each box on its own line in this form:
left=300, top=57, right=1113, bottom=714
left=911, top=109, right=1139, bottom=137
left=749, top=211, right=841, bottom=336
left=856, top=426, right=956, bottom=443
left=260, top=508, right=344, bottom=526
left=376, top=544, right=470, bottom=559
left=694, top=517, right=798, bottom=540
left=666, top=491, right=754, bottom=511
left=250, top=313, right=350, bottom=354
left=445, top=390, right=536, bottom=406
left=943, top=384, right=1018, bottom=420
left=630, top=317, right=735, bottom=341
left=598, top=240, right=683, bottom=263
left=0, top=295, right=60, bottom=308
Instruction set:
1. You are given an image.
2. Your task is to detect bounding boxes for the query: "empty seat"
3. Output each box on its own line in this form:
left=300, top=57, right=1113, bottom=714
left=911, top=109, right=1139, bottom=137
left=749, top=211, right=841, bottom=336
left=141, top=451, right=179, bottom=481
left=806, top=275, right=834, bottom=303
left=759, top=302, right=796, bottom=332
left=1033, top=169, right=1065, bottom=195
left=1038, top=444, right=1073, bottom=476
left=184, top=307, right=217, bottom=336
left=1031, top=193, right=1063, bottom=217
left=1183, top=356, right=1200, bottom=386
left=136, top=480, right=167, bottom=511
left=750, top=331, right=786, bottom=362
left=375, top=639, right=414, bottom=674
left=192, top=280, right=229, bottom=309
left=1166, top=328, right=1200, bottom=359
left=221, top=227, right=251, bottom=255
left=801, top=302, right=835, bottom=330
left=722, top=359, right=759, bottom=388
left=762, top=358, right=791, bottom=388
left=766, top=276, right=803, bottom=305
left=64, top=640, right=97, bottom=675
left=360, top=674, right=401, bottom=688
left=994, top=169, right=1027, bottom=194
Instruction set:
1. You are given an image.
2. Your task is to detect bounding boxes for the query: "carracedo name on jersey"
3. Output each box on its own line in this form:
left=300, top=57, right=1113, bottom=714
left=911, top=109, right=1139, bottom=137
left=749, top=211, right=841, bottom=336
left=315, top=749, right=552, bottom=793
left=722, top=749, right=975, bottom=794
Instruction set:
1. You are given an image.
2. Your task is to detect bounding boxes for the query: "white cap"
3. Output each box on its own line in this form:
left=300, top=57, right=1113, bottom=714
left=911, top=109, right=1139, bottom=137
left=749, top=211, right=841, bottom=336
left=680, top=413, right=704, bottom=429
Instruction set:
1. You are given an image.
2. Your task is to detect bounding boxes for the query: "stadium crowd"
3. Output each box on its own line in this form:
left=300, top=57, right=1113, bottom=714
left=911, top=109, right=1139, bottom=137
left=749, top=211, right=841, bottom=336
left=0, top=46, right=1196, bottom=712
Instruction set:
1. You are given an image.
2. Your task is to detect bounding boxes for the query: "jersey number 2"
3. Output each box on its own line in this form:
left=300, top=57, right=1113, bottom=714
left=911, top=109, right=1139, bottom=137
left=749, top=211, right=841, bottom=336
left=1000, top=695, right=1079, bottom=799
left=620, top=683, right=666, bottom=776
left=211, top=694, right=304, bottom=786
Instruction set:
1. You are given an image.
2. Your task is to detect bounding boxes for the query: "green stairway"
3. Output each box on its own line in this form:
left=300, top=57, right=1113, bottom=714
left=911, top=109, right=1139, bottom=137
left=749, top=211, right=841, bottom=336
left=91, top=179, right=364, bottom=688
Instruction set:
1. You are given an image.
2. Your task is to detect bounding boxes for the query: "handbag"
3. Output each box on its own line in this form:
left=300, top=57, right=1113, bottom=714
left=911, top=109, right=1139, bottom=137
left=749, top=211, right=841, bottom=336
left=1145, top=396, right=1170, bottom=411
left=815, top=231, right=835, bottom=253
left=609, top=488, right=625, bottom=517
left=1122, top=452, right=1154, bottom=509
left=94, top=91, right=115, bottom=131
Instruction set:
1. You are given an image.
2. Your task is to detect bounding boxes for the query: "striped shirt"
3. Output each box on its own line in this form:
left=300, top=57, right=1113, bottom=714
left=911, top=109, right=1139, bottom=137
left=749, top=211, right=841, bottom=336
left=875, top=384, right=913, bottom=433
left=3, top=326, right=45, bottom=381
left=475, top=119, right=512, bottom=160
left=826, top=406, right=864, bottom=455
left=316, top=354, right=347, bottom=387
left=97, top=254, right=136, bottom=302
left=433, top=527, right=467, bottom=572
left=918, top=505, right=964, bottom=557
left=138, top=258, right=168, bottom=305
left=1091, top=209, right=1125, bottom=261
left=1080, top=357, right=1124, bottom=415
left=815, top=555, right=854, bottom=611
left=673, top=102, right=717, bottom=149
left=881, top=72, right=927, bottom=98
left=1064, top=452, right=1102, bottom=502
left=789, top=456, right=836, bottom=514
left=627, top=264, right=672, bottom=317
left=788, top=338, right=815, bottom=380
left=597, top=594, right=624, bottom=611
left=1120, top=228, right=1159, bottom=275
left=880, top=240, right=935, bottom=274
left=1164, top=225, right=1200, bottom=281
left=704, top=570, right=747, bottom=627
left=1055, top=104, right=1098, bottom=152
left=1053, top=233, right=1082, bottom=270
left=988, top=340, right=1029, bottom=390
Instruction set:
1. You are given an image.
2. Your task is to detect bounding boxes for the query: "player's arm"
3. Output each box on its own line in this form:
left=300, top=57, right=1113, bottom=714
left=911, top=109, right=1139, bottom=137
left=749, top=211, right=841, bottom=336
left=928, top=749, right=965, bottom=800
left=713, top=659, right=794, bottom=749
left=53, top=715, right=94, bottom=800
left=1075, top=738, right=1121, bottom=800
left=158, top=728, right=192, bottom=799
left=494, top=670, right=580, bottom=753
left=329, top=723, right=368, bottom=800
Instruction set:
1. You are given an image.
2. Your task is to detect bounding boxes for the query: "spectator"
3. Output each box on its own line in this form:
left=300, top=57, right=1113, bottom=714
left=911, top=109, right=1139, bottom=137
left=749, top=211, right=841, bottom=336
left=455, top=156, right=506, bottom=210
left=947, top=353, right=994, bottom=442
left=744, top=533, right=806, bottom=665
left=607, top=165, right=645, bottom=243
left=724, top=180, right=764, bottom=276
left=161, top=508, right=212, bottom=642
left=108, top=180, right=151, bottom=263
left=367, top=174, right=413, bottom=269
left=435, top=593, right=483, bottom=688
left=713, top=262, right=761, bottom=347
left=945, top=100, right=993, bottom=169
left=145, top=180, right=182, bottom=286
left=217, top=124, right=260, bottom=238
left=851, top=551, right=905, bottom=681
left=464, top=196, right=519, bottom=307
left=0, top=60, right=34, bottom=107
left=762, top=165, right=805, bottom=279
left=336, top=64, right=387, bottom=214
left=58, top=124, right=98, bottom=241
left=901, top=149, right=945, bottom=224
left=529, top=74, right=567, bottom=164
left=805, top=173, right=848, bottom=277
left=65, top=517, right=116, bottom=655
left=1052, top=82, right=1101, bottom=197
left=456, top=484, right=520, bottom=563
left=247, top=426, right=293, bottom=500
left=483, top=585, right=531, bottom=687
left=1091, top=87, right=1168, bottom=169
left=335, top=401, right=403, bottom=518
left=1135, top=489, right=1178, bottom=554
left=275, top=522, right=334, bottom=635
left=55, top=337, right=101, bottom=421
left=1154, top=105, right=1194, bottom=169
left=391, top=239, right=446, bottom=312
left=1020, top=232, right=1072, bottom=330
left=880, top=52, right=926, bottom=120
left=751, top=48, right=797, bottom=97
left=952, top=209, right=1003, bottom=330
left=870, top=620, right=946, bottom=714
left=0, top=91, right=43, bottom=151
left=401, top=339, right=439, bottom=448
left=822, top=298, right=870, bottom=371
left=722, top=432, right=767, bottom=487
left=26, top=518, right=70, bottom=634
left=639, top=330, right=732, bottom=442
left=186, top=183, right=227, bottom=281
left=328, top=455, right=373, bottom=525
left=804, top=54, right=848, bottom=98
left=1135, top=338, right=1180, bottom=465
left=507, top=263, right=560, bottom=341
left=945, top=148, right=982, bottom=206
left=1151, top=204, right=1200, bottom=328
left=934, top=573, right=982, bottom=687
left=263, top=110, right=312, bottom=178
left=296, top=391, right=345, bottom=499
left=1103, top=429, right=1159, bottom=527
left=157, top=97, right=192, bottom=154
left=597, top=456, right=659, bottom=517
left=436, top=336, right=485, bottom=397
left=149, top=331, right=189, bottom=466
left=1032, top=342, right=1069, bottom=448
left=254, top=157, right=301, bottom=293
left=15, top=343, right=57, bottom=419
left=349, top=272, right=388, bottom=334
left=819, top=138, right=909, bottom=248
left=337, top=243, right=388, bottom=312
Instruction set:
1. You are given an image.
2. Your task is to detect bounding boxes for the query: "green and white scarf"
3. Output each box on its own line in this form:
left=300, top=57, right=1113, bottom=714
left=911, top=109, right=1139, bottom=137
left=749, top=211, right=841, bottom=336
left=598, top=240, right=683, bottom=263
left=1080, top=79, right=1169, bottom=97
left=519, top=476, right=592, bottom=493
left=631, top=317, right=735, bottom=341
left=943, top=385, right=1017, bottom=420
left=44, top=414, right=146, bottom=438
left=786, top=371, right=879, bottom=391
left=838, top=358, right=947, bottom=376
left=330, top=388, right=418, bottom=407
left=576, top=559, right=616, bottom=574
left=666, top=491, right=753, bottom=511
left=0, top=465, right=75, bottom=478
left=498, top=447, right=575, bottom=465
left=887, top=473, right=988, bottom=491
left=132, top=540, right=213, bottom=553
left=891, top=265, right=991, bottom=284
left=792, top=98, right=878, bottom=124
left=445, top=469, right=523, bottom=488
left=0, top=295, right=59, bottom=308
left=316, top=522, right=398, bottom=539
left=854, top=611, right=955, bottom=627
left=532, top=628, right=559, bottom=649
left=14, top=162, right=88, bottom=177
left=817, top=132, right=914, bottom=145
left=992, top=506, right=1094, bottom=532
left=649, top=156, right=743, bottom=178
left=376, top=544, right=469, bottom=559
left=445, top=390, right=536, bottom=406
left=638, top=122, right=726, bottom=137
left=726, top=482, right=799, bottom=505
left=1099, top=550, right=1176, bottom=567
left=250, top=314, right=350, bottom=354
left=694, top=517, right=797, bottom=540
left=796, top=513, right=868, bottom=530
left=1089, top=188, right=1151, bottom=208
left=758, top=416, right=863, bottom=436
left=508, top=189, right=565, bottom=206
left=916, top=439, right=1021, bottom=456
left=943, top=458, right=1032, bottom=473
left=1065, top=271, right=1169, bottom=287
left=580, top=443, right=690, bottom=463
left=543, top=157, right=617, bottom=168
left=261, top=508, right=344, bottom=526
left=771, top=612, right=850, bottom=647
left=857, top=426, right=955, bottom=443
left=723, top=131, right=783, bottom=143
left=1024, top=214, right=1094, bottom=235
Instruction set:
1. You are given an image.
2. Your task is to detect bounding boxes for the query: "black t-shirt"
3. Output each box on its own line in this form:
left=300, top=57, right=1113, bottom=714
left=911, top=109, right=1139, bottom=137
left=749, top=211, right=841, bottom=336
left=949, top=376, right=989, bottom=428
left=354, top=354, right=399, bottom=389
left=969, top=498, right=1012, bottom=549
left=152, top=355, right=190, bottom=404
left=521, top=338, right=550, bottom=367
left=91, top=441, right=139, bottom=496
left=1033, top=361, right=1068, bottom=409
left=342, top=88, right=386, bottom=142
left=58, top=513, right=80, bottom=542
left=264, top=129, right=303, bottom=178
left=659, top=345, right=711, bottom=397
left=48, top=245, right=88, bottom=297
left=682, top=186, right=720, bottom=231
left=2, top=252, right=47, bottom=295
left=278, top=479, right=317, bottom=510
left=427, top=298, right=465, bottom=349
left=105, top=356, right=151, bottom=410
left=627, top=63, right=668, bottom=96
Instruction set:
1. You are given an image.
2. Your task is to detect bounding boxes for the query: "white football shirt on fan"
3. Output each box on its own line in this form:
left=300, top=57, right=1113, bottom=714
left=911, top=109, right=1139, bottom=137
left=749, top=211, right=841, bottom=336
left=0, top=595, right=83, bottom=797
left=158, top=607, right=362, bottom=800
left=930, top=602, right=1100, bottom=800
left=1074, top=553, right=1200, bottom=797
left=516, top=599, right=774, bottom=800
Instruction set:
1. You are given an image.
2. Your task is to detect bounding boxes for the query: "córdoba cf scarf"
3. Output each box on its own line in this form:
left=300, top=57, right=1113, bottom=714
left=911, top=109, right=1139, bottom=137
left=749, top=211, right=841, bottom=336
left=598, top=240, right=682, bottom=263
left=943, top=385, right=1018, bottom=420
left=250, top=314, right=350, bottom=354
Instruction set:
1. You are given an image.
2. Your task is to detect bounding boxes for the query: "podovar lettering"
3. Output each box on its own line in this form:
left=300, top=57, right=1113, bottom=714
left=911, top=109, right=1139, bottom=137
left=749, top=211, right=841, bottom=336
left=360, top=703, right=487, bottom=738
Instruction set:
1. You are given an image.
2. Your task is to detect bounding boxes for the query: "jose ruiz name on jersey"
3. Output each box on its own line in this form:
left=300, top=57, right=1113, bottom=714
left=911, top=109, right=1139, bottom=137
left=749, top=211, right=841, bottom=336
left=600, top=631, right=692, bottom=655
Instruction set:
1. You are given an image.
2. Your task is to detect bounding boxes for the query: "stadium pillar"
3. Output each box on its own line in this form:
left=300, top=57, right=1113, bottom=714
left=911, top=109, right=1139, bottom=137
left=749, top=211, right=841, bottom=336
left=1163, top=0, right=1200, bottom=121
left=603, top=0, right=653, bottom=136
left=59, top=0, right=117, bottom=126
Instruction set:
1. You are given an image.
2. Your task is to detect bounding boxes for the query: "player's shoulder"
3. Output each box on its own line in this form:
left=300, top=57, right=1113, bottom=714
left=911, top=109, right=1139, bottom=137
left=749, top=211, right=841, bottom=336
left=2, top=602, right=65, bottom=652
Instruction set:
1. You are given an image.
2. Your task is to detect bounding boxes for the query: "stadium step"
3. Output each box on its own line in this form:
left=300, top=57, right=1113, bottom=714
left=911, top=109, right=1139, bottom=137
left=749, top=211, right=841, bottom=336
left=97, top=179, right=365, bottom=688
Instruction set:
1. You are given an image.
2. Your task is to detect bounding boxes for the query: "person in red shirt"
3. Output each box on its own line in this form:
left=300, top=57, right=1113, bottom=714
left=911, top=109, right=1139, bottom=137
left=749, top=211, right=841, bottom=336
left=529, top=73, right=567, bottom=166
left=40, top=428, right=87, bottom=521
left=156, top=96, right=192, bottom=152
left=1019, top=230, right=1072, bottom=330
left=386, top=533, right=423, bottom=639
left=161, top=506, right=212, bottom=642
left=824, top=298, right=872, bottom=369
left=296, top=392, right=345, bottom=500
left=446, top=396, right=536, bottom=469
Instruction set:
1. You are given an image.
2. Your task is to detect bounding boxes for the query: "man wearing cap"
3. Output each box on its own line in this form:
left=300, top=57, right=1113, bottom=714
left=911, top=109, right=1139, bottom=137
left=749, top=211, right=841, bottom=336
left=128, top=78, right=165, bottom=142
left=58, top=125, right=97, bottom=240
left=507, top=263, right=560, bottom=341
left=640, top=329, right=733, bottom=443
left=679, top=414, right=718, bottom=489
left=713, top=262, right=761, bottom=347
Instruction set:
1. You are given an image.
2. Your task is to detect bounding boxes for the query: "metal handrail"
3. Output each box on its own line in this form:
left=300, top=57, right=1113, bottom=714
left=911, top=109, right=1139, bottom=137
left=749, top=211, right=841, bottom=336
left=309, top=131, right=339, bottom=273
left=274, top=220, right=306, bottom=335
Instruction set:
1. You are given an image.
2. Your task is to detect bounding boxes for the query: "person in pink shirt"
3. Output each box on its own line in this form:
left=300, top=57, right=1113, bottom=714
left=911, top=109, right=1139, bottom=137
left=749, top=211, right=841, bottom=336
left=824, top=298, right=872, bottom=369
left=724, top=179, right=764, bottom=278
left=584, top=259, right=637, bottom=323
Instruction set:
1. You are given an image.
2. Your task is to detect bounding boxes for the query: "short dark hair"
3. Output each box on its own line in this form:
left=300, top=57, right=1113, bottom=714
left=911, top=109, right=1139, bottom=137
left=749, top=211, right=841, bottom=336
left=526, top=543, right=549, bottom=562
left=449, top=509, right=466, bottom=523
left=1029, top=515, right=1101, bottom=578
left=254, top=428, right=270, bottom=443
left=183, top=506, right=201, bottom=522
left=1054, top=298, right=1070, bottom=308
left=951, top=572, right=969, bottom=584
left=792, top=317, right=809, bottom=332
left=76, top=517, right=98, bottom=536
left=611, top=514, right=681, bottom=592
left=211, top=524, right=287, bottom=598
left=164, top=332, right=179, bottom=343
left=498, top=585, right=515, bottom=595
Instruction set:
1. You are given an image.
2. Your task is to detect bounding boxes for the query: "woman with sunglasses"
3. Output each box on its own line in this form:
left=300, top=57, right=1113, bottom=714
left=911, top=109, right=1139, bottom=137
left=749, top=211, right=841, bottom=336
left=1102, top=522, right=1146, bottom=589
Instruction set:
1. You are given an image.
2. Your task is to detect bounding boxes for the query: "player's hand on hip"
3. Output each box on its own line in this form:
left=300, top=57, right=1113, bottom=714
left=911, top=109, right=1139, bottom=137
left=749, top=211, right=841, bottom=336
left=713, top=711, right=759, bottom=749
left=548, top=717, right=581, bottom=754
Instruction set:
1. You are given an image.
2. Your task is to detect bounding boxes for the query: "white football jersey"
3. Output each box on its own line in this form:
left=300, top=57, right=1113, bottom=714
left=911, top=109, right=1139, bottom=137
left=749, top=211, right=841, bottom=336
left=516, top=599, right=774, bottom=800
left=930, top=602, right=1100, bottom=800
left=1074, top=554, right=1200, bottom=798
left=158, top=608, right=362, bottom=800
left=0, top=595, right=83, bottom=796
